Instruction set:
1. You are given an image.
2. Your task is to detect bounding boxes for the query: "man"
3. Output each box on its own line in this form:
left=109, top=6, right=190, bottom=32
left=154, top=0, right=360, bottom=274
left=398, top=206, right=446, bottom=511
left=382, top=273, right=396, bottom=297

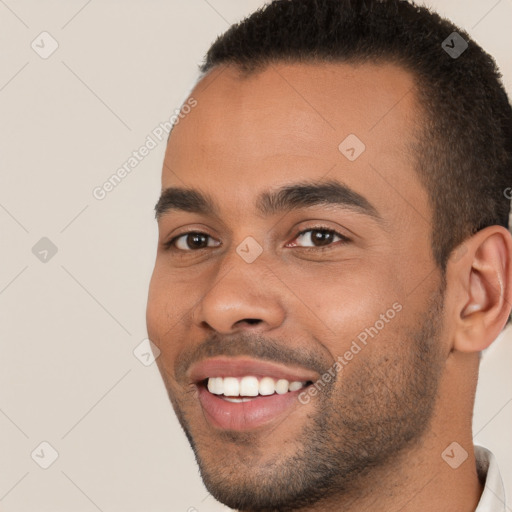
left=146, top=0, right=512, bottom=510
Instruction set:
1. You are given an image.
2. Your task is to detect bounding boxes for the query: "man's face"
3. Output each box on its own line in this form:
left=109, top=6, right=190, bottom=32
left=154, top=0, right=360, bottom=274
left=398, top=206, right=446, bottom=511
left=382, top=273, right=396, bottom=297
left=146, top=63, right=447, bottom=510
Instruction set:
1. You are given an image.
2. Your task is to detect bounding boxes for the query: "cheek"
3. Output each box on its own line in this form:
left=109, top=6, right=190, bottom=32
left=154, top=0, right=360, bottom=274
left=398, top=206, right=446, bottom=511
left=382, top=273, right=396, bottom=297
left=146, top=294, right=182, bottom=389
left=146, top=268, right=189, bottom=356
left=289, top=262, right=402, bottom=338
left=146, top=271, right=165, bottom=339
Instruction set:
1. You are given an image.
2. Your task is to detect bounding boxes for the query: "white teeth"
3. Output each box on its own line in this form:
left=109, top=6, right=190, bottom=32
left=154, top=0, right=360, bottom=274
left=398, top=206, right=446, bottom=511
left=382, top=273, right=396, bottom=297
left=223, top=397, right=252, bottom=403
left=207, top=376, right=224, bottom=395
left=206, top=376, right=308, bottom=397
left=288, top=381, right=304, bottom=392
left=275, top=379, right=289, bottom=395
left=259, top=377, right=275, bottom=396
left=240, top=376, right=259, bottom=396
left=223, top=377, right=240, bottom=397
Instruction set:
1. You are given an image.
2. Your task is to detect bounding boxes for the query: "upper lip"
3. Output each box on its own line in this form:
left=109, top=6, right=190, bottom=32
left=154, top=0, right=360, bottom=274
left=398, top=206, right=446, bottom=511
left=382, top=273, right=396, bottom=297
left=188, top=357, right=320, bottom=384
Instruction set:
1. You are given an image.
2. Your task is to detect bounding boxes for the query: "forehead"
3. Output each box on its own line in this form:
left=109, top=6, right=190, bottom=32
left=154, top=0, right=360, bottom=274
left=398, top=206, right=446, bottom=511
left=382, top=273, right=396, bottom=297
left=163, top=62, right=428, bottom=225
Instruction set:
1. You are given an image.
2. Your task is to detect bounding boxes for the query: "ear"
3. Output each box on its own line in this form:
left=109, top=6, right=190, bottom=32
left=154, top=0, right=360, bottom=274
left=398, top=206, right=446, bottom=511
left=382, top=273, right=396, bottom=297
left=449, top=225, right=512, bottom=353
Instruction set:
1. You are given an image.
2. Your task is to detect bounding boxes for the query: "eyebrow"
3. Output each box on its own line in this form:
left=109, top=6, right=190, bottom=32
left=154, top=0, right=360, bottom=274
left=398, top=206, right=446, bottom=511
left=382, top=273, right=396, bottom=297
left=154, top=179, right=382, bottom=223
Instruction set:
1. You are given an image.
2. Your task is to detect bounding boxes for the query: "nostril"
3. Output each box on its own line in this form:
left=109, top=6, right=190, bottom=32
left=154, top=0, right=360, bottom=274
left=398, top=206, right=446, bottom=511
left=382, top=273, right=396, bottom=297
left=239, top=318, right=261, bottom=326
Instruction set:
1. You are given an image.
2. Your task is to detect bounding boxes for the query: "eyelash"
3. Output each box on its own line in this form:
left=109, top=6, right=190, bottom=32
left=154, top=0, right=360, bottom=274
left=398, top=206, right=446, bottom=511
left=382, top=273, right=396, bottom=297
left=163, top=227, right=351, bottom=253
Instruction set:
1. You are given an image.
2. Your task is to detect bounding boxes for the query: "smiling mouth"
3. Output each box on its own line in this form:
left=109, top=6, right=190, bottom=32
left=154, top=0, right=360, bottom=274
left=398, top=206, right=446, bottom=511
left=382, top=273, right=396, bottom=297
left=200, top=375, right=312, bottom=403
left=194, top=375, right=315, bottom=431
left=203, top=375, right=313, bottom=402
left=188, top=357, right=318, bottom=431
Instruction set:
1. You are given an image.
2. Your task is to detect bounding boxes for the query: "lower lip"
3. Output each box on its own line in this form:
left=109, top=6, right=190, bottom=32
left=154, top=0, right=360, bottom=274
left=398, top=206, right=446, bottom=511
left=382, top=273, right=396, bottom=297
left=197, top=385, right=306, bottom=431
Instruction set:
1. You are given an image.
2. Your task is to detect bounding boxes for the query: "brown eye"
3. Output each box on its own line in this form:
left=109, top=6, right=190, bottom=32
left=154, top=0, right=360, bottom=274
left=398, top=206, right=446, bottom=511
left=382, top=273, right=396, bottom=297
left=168, top=232, right=220, bottom=251
left=290, top=228, right=349, bottom=248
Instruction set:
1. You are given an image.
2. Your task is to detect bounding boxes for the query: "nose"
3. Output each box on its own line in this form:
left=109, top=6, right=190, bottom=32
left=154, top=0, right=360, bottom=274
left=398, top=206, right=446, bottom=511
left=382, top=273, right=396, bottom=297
left=190, top=251, right=286, bottom=335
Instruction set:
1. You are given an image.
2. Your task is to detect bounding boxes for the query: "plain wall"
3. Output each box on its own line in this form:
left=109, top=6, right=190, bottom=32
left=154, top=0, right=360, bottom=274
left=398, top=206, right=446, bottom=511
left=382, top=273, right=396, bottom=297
left=0, top=1, right=511, bottom=510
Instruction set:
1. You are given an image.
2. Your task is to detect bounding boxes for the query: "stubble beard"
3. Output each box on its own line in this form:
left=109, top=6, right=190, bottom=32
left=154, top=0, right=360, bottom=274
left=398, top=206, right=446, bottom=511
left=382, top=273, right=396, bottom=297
left=168, top=288, right=446, bottom=512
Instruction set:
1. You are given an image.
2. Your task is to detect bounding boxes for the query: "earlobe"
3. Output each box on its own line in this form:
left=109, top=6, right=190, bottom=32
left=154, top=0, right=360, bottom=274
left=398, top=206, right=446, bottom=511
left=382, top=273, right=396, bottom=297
left=452, top=226, right=512, bottom=353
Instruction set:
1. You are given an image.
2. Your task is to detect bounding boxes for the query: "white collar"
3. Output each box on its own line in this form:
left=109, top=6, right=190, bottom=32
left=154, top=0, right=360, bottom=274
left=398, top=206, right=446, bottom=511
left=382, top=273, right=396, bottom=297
left=475, top=445, right=507, bottom=511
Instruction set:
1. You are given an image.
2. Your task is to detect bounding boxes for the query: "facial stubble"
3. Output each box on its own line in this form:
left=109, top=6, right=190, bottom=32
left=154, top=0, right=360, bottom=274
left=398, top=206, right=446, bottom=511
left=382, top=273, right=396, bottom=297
left=164, top=288, right=446, bottom=512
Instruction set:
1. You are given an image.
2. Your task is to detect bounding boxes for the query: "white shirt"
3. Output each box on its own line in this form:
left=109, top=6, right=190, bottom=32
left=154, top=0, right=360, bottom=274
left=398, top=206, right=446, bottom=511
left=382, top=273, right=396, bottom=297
left=475, top=445, right=507, bottom=511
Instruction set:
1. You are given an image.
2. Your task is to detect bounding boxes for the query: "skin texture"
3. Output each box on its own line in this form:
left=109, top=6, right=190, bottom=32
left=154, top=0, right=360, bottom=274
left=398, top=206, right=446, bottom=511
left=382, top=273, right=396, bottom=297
left=146, top=62, right=512, bottom=511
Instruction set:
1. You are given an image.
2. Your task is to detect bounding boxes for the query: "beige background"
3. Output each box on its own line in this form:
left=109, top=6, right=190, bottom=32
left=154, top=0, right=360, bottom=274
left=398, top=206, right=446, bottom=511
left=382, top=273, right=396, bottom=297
left=0, top=1, right=511, bottom=511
